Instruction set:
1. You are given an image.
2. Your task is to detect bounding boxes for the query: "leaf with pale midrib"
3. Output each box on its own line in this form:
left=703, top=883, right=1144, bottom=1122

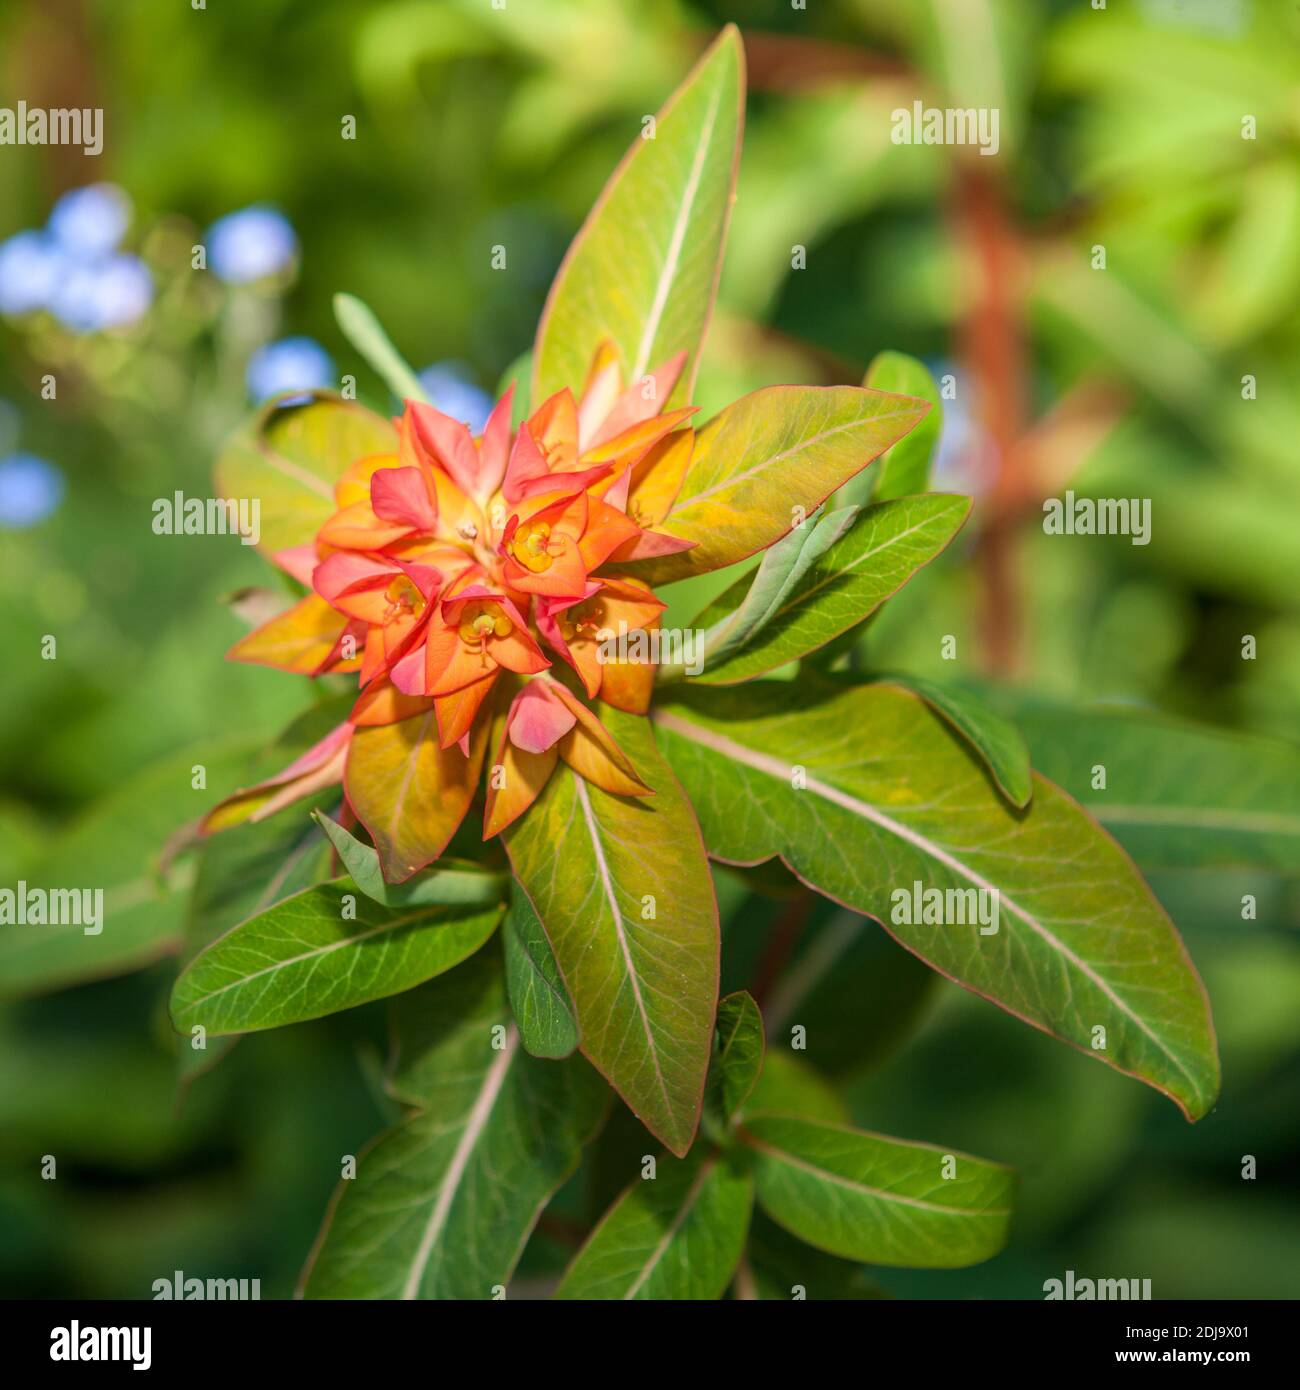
left=302, top=954, right=606, bottom=1299
left=555, top=1149, right=752, bottom=1300
left=686, top=494, right=970, bottom=683
left=653, top=680, right=1220, bottom=1121
left=170, top=880, right=501, bottom=1035
left=741, top=1114, right=1014, bottom=1268
left=532, top=28, right=744, bottom=408
left=504, top=709, right=719, bottom=1156
left=629, top=387, right=931, bottom=586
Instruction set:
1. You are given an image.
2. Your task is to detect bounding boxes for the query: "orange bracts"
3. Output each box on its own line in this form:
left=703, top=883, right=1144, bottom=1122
left=211, top=344, right=697, bottom=854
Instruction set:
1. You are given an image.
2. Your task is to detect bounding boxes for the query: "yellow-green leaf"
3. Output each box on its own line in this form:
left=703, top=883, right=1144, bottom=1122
left=629, top=386, right=930, bottom=585
left=532, top=27, right=744, bottom=407
left=504, top=710, right=719, bottom=1156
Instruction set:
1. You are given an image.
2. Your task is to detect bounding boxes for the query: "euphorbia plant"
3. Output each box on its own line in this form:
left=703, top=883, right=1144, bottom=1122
left=172, top=27, right=1218, bottom=1299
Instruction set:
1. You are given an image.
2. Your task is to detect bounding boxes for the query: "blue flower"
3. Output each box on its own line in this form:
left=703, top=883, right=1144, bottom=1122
left=0, top=453, right=65, bottom=529
left=0, top=231, right=69, bottom=315
left=47, top=184, right=131, bottom=258
left=207, top=206, right=298, bottom=284
left=93, top=255, right=154, bottom=328
left=418, top=362, right=494, bottom=433
left=50, top=254, right=153, bottom=333
left=246, top=336, right=335, bottom=402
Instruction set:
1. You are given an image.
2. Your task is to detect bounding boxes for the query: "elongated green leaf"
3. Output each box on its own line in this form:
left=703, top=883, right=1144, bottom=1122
left=503, top=884, right=579, bottom=1060
left=986, top=694, right=1300, bottom=873
left=555, top=1149, right=752, bottom=1300
left=0, top=740, right=257, bottom=999
left=215, top=393, right=397, bottom=556
left=311, top=811, right=508, bottom=909
left=741, top=1115, right=1014, bottom=1268
left=170, top=881, right=501, bottom=1035
left=533, top=27, right=744, bottom=407
left=504, top=709, right=719, bottom=1156
left=303, top=953, right=607, bottom=1299
left=631, top=387, right=932, bottom=586
left=878, top=674, right=1032, bottom=809
left=653, top=681, right=1220, bottom=1120
left=333, top=292, right=428, bottom=404
left=704, top=991, right=764, bottom=1137
left=686, top=505, right=859, bottom=672
left=838, top=351, right=944, bottom=507
left=686, top=494, right=970, bottom=683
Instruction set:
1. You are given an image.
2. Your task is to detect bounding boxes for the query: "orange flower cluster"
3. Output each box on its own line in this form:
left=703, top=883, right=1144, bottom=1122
left=214, top=346, right=698, bottom=846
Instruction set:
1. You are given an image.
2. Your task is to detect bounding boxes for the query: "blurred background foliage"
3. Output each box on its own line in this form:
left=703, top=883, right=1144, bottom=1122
left=1, top=0, right=1297, bottom=1298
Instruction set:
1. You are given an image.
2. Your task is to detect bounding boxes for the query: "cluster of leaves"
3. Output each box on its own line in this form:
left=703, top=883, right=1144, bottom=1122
left=115, top=30, right=1232, bottom=1299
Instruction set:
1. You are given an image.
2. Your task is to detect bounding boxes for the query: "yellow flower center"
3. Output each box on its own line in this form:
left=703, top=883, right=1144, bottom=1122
left=457, top=600, right=513, bottom=647
left=510, top=519, right=558, bottom=574
left=384, top=575, right=425, bottom=619
left=559, top=597, right=605, bottom=643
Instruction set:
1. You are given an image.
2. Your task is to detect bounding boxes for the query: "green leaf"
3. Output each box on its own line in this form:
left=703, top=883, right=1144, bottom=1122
left=653, top=681, right=1220, bottom=1121
left=555, top=1149, right=753, bottom=1300
left=686, top=505, right=860, bottom=672
left=179, top=804, right=335, bottom=1083
left=685, top=494, right=970, bottom=683
left=741, top=1114, right=1014, bottom=1268
left=333, top=292, right=429, bottom=404
left=0, top=740, right=257, bottom=999
left=311, top=811, right=508, bottom=909
left=704, top=991, right=764, bottom=1137
left=837, top=351, right=944, bottom=507
left=503, top=884, right=579, bottom=1060
left=504, top=709, right=719, bottom=1156
left=630, top=386, right=932, bottom=586
left=302, top=953, right=607, bottom=1299
left=214, top=392, right=397, bottom=556
left=533, top=26, right=744, bottom=407
left=986, top=694, right=1300, bottom=873
left=877, top=674, right=1032, bottom=809
left=170, top=880, right=501, bottom=1036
